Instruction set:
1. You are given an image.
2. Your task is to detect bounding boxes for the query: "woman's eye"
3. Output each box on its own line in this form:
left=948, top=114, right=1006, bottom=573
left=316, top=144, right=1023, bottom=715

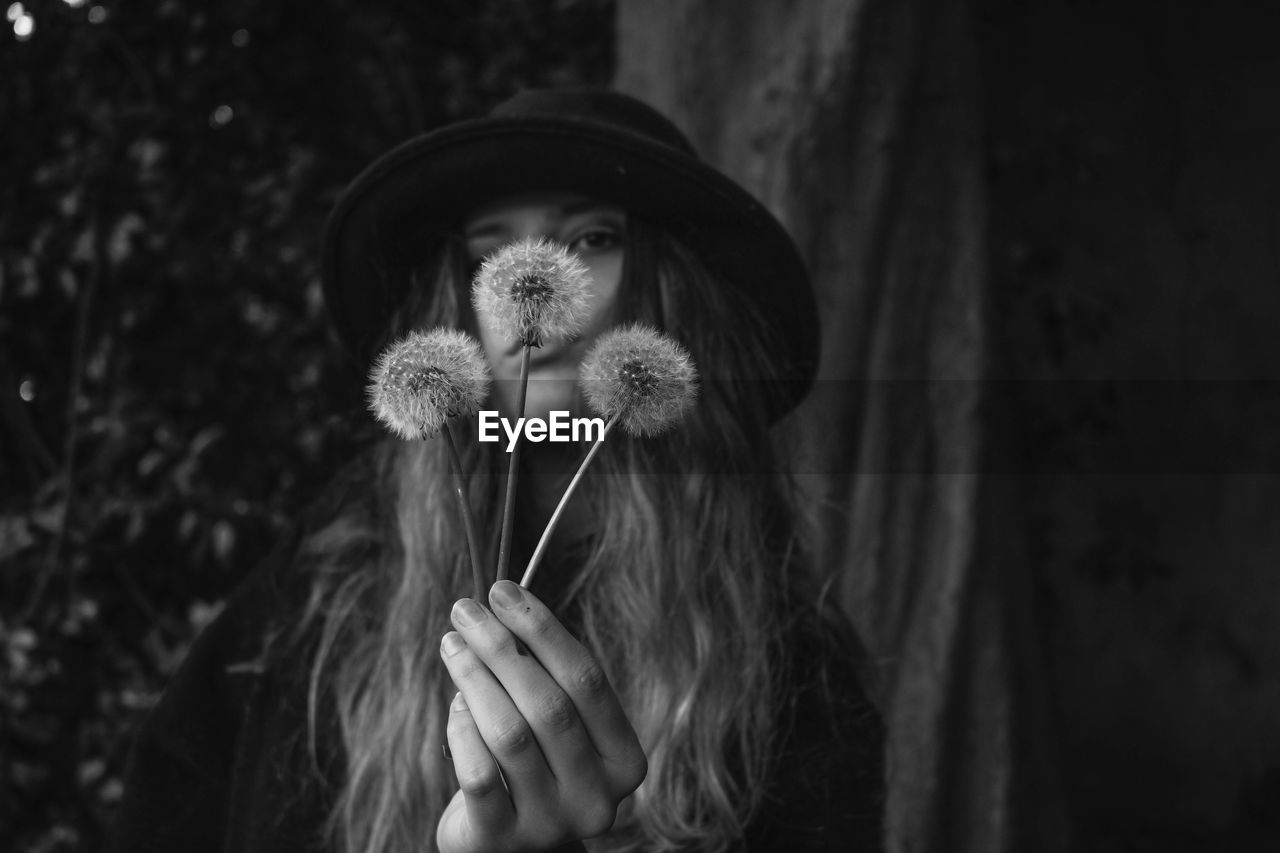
left=568, top=228, right=622, bottom=254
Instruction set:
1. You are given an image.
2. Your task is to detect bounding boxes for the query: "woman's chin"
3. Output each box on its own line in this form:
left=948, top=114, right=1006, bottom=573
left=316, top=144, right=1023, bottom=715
left=489, top=377, right=581, bottom=422
left=521, top=383, right=581, bottom=421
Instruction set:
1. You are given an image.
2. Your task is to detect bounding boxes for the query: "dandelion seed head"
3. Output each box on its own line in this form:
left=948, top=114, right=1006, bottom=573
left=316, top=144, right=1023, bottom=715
left=580, top=324, right=698, bottom=436
left=367, top=328, right=491, bottom=439
left=471, top=237, right=592, bottom=347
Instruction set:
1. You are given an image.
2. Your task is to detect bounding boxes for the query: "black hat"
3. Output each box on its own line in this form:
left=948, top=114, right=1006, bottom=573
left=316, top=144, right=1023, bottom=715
left=322, top=88, right=818, bottom=415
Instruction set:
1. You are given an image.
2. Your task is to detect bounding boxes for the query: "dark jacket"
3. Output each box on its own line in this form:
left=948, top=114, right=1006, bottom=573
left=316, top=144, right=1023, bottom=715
left=110, top=469, right=884, bottom=852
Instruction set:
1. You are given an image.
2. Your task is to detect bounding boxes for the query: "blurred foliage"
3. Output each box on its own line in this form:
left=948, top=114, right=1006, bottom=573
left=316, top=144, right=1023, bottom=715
left=0, top=0, right=612, bottom=849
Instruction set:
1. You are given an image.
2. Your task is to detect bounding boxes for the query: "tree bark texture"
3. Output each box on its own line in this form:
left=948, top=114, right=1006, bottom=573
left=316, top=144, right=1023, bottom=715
left=617, top=2, right=1068, bottom=851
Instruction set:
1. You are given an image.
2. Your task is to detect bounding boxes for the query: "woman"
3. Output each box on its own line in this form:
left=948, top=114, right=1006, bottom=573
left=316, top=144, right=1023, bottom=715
left=112, top=89, right=884, bottom=853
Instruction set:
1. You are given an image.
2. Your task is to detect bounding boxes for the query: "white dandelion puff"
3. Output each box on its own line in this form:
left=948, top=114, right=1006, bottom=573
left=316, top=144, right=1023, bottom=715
left=367, top=328, right=491, bottom=439
left=471, top=237, right=593, bottom=347
left=579, top=324, right=698, bottom=437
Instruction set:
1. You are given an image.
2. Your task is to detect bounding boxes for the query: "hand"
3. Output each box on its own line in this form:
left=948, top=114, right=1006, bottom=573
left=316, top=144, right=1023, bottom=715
left=436, top=580, right=647, bottom=853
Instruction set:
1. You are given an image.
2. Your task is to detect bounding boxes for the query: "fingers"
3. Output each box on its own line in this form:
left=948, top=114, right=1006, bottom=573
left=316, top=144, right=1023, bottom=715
left=440, top=626, right=555, bottom=801
left=437, top=591, right=647, bottom=851
left=446, top=598, right=600, bottom=790
left=487, top=581, right=646, bottom=791
left=442, top=690, right=515, bottom=838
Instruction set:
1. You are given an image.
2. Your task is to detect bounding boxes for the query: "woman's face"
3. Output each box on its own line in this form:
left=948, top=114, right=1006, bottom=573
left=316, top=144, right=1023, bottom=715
left=463, top=192, right=626, bottom=420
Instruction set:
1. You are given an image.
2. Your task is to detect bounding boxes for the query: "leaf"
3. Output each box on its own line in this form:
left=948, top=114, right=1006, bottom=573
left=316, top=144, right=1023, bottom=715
left=188, top=424, right=226, bottom=457
left=187, top=599, right=224, bottom=631
left=58, top=188, right=82, bottom=218
left=178, top=510, right=198, bottom=542
left=7, top=626, right=38, bottom=652
left=129, top=138, right=167, bottom=172
left=99, top=777, right=124, bottom=804
left=76, top=759, right=106, bottom=787
left=0, top=514, right=37, bottom=561
left=108, top=213, right=146, bottom=265
left=137, top=449, right=165, bottom=477
left=71, top=229, right=94, bottom=264
left=29, top=501, right=65, bottom=535
left=211, top=520, right=235, bottom=561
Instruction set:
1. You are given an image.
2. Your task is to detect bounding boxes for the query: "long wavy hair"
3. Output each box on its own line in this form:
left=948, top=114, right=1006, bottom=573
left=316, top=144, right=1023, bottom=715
left=296, top=218, right=833, bottom=853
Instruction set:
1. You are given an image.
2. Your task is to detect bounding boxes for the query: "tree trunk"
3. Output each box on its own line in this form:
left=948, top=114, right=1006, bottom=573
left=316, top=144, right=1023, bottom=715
left=616, top=2, right=1069, bottom=850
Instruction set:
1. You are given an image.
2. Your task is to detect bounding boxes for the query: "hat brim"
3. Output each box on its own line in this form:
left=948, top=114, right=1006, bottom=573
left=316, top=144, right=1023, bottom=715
left=321, top=115, right=818, bottom=414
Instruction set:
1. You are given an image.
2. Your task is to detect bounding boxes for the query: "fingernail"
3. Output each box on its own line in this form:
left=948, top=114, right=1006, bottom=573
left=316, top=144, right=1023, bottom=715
left=452, top=598, right=485, bottom=627
left=451, top=691, right=467, bottom=712
left=441, top=632, right=466, bottom=656
left=490, top=580, right=524, bottom=609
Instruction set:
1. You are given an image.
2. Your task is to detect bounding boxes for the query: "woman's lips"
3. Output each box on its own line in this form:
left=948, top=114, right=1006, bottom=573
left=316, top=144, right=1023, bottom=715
left=529, top=348, right=560, bottom=368
left=518, top=342, right=579, bottom=369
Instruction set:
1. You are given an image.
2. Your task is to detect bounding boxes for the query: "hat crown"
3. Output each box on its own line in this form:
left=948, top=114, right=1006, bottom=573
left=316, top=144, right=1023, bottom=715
left=490, top=89, right=699, bottom=158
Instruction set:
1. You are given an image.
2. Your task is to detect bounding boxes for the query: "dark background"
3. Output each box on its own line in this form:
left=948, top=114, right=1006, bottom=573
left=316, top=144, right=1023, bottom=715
left=981, top=3, right=1280, bottom=850
left=3, top=1, right=1278, bottom=851
left=0, top=2, right=611, bottom=849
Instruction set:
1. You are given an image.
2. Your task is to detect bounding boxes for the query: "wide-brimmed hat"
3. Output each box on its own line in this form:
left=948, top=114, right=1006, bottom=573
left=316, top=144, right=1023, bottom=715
left=321, top=88, right=817, bottom=416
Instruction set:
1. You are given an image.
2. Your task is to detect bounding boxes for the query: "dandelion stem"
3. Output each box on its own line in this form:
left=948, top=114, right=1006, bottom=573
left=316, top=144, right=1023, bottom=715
left=520, top=411, right=619, bottom=590
left=495, top=345, right=531, bottom=583
left=443, top=422, right=486, bottom=601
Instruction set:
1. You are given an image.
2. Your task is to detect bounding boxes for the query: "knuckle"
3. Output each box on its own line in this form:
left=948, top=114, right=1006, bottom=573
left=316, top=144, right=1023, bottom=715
left=572, top=799, right=619, bottom=838
left=449, top=655, right=486, bottom=682
left=533, top=690, right=577, bottom=734
left=619, top=750, right=649, bottom=792
left=445, top=714, right=470, bottom=742
left=569, top=659, right=610, bottom=699
left=490, top=632, right=522, bottom=658
left=490, top=715, right=535, bottom=755
left=516, top=809, right=565, bottom=847
left=526, top=820, right=568, bottom=851
left=456, top=763, right=502, bottom=798
left=604, top=748, right=648, bottom=798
